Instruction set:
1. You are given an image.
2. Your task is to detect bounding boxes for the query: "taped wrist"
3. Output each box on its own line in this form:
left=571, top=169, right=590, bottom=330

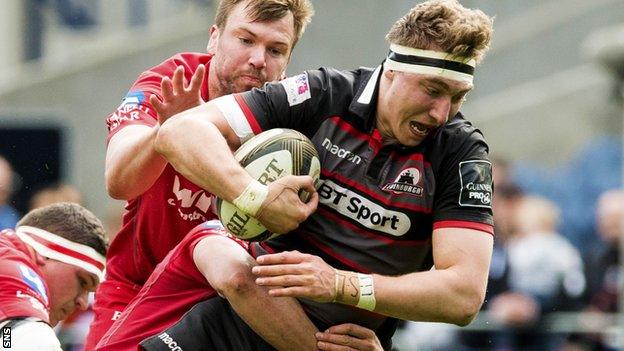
left=232, top=179, right=269, bottom=217
left=333, top=269, right=376, bottom=311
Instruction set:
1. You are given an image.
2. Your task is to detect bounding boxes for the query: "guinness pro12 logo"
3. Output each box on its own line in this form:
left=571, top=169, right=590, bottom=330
left=458, top=160, right=492, bottom=208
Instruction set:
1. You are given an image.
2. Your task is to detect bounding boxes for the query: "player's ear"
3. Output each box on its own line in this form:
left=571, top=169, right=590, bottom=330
left=207, top=25, right=220, bottom=53
left=384, top=69, right=395, bottom=81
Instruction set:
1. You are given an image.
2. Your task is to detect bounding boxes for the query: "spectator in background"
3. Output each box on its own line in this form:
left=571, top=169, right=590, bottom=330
left=585, top=189, right=623, bottom=313
left=0, top=155, right=20, bottom=229
left=489, top=195, right=585, bottom=350
left=570, top=189, right=624, bottom=350
left=29, top=183, right=83, bottom=210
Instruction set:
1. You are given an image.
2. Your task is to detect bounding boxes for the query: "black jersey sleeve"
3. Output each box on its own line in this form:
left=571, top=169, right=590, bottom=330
left=236, top=68, right=356, bottom=139
left=431, top=116, right=494, bottom=229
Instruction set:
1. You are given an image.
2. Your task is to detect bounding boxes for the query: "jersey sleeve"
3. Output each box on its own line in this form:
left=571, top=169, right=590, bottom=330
left=431, top=122, right=494, bottom=235
left=0, top=260, right=50, bottom=323
left=214, top=68, right=351, bottom=141
left=106, top=53, right=204, bottom=143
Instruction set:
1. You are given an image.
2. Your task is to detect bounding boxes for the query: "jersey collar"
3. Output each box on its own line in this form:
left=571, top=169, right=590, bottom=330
left=348, top=63, right=384, bottom=130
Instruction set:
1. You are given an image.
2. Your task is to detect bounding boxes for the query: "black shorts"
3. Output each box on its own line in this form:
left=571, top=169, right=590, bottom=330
left=140, top=297, right=396, bottom=351
left=139, top=297, right=275, bottom=351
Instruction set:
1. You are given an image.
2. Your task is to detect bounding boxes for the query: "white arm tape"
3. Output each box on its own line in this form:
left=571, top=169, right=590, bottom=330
left=1, top=318, right=62, bottom=351
left=232, top=179, right=269, bottom=217
left=356, top=273, right=377, bottom=311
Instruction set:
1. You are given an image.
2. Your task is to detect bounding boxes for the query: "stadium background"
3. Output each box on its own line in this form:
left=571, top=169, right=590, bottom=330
left=0, top=0, right=622, bottom=349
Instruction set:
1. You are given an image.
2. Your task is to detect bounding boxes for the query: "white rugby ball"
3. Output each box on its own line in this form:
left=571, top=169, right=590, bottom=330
left=216, top=129, right=320, bottom=241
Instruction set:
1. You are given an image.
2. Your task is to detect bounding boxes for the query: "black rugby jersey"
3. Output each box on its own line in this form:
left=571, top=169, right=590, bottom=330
left=217, top=64, right=494, bottom=340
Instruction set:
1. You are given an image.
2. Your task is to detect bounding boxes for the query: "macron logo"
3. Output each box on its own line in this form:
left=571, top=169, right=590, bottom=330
left=321, top=138, right=361, bottom=165
left=158, top=332, right=184, bottom=351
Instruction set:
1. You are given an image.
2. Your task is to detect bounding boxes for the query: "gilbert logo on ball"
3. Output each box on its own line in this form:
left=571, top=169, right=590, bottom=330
left=216, top=129, right=320, bottom=241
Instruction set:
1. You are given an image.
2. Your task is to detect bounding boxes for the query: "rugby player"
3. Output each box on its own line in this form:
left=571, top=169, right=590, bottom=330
left=87, top=1, right=315, bottom=348
left=151, top=0, right=495, bottom=348
left=0, top=203, right=106, bottom=351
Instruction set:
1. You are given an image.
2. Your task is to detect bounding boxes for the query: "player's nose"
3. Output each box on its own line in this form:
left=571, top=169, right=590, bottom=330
left=75, top=291, right=89, bottom=311
left=248, top=47, right=267, bottom=70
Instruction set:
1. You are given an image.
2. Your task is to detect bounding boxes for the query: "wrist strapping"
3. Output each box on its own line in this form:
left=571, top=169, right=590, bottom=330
left=333, top=270, right=376, bottom=311
left=232, top=179, right=269, bottom=217
left=356, top=273, right=376, bottom=311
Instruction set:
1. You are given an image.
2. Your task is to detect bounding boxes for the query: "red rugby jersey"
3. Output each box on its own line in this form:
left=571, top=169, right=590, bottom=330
left=105, top=53, right=218, bottom=287
left=0, top=229, right=50, bottom=323
left=96, top=221, right=247, bottom=351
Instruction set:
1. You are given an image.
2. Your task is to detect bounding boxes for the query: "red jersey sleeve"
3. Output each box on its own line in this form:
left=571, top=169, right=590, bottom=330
left=0, top=257, right=50, bottom=323
left=106, top=52, right=212, bottom=143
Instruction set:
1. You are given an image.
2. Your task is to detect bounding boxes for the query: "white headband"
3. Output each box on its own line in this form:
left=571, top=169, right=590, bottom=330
left=16, top=226, right=106, bottom=282
left=385, top=44, right=476, bottom=84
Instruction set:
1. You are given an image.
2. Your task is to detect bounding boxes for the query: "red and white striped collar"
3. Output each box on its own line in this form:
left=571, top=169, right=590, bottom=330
left=15, top=226, right=106, bottom=281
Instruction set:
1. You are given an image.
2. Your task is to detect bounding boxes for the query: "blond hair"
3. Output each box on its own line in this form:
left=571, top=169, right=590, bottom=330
left=215, top=0, right=314, bottom=48
left=386, top=0, right=493, bottom=64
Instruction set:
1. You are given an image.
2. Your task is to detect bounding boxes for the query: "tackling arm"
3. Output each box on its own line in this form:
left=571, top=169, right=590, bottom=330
left=154, top=101, right=318, bottom=234
left=254, top=227, right=493, bottom=326
left=105, top=125, right=167, bottom=200
left=105, top=64, right=206, bottom=200
left=192, top=235, right=319, bottom=351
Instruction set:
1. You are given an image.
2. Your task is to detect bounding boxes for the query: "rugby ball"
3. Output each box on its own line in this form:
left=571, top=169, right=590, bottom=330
left=216, top=129, right=320, bottom=241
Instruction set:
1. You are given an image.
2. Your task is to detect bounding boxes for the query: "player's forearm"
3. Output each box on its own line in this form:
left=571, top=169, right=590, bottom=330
left=105, top=125, right=168, bottom=200
left=364, top=228, right=492, bottom=325
left=372, top=268, right=487, bottom=326
left=228, top=285, right=319, bottom=351
left=154, top=107, right=251, bottom=202
left=196, top=237, right=319, bottom=351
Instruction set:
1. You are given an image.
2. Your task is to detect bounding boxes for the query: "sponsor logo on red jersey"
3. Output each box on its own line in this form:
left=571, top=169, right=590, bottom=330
left=167, top=175, right=212, bottom=222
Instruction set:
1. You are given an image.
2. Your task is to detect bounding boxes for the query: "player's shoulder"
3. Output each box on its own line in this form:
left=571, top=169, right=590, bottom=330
left=186, top=220, right=227, bottom=241
left=434, top=112, right=488, bottom=148
left=0, top=230, right=30, bottom=264
left=305, top=66, right=371, bottom=91
left=283, top=66, right=372, bottom=110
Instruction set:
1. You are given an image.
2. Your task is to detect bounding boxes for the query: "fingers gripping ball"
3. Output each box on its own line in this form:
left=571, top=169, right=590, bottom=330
left=216, top=129, right=320, bottom=241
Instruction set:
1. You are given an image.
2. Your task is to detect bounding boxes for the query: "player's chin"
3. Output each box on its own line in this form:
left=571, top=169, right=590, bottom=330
left=396, top=136, right=422, bottom=147
left=233, top=79, right=263, bottom=92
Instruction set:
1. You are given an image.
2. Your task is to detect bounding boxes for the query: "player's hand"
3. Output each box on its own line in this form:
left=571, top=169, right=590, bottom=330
left=252, top=250, right=336, bottom=302
left=255, top=175, right=318, bottom=234
left=150, top=64, right=205, bottom=124
left=316, top=324, right=383, bottom=351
